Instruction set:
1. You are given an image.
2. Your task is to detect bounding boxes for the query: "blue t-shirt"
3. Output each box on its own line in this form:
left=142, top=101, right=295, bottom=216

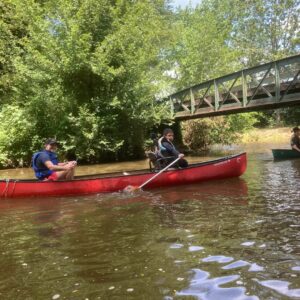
left=35, top=152, right=52, bottom=169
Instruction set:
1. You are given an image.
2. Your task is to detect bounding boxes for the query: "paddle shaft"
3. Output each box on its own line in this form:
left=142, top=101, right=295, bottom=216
left=139, top=157, right=181, bottom=189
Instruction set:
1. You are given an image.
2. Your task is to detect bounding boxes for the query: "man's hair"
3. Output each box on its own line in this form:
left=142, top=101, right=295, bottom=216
left=163, top=128, right=174, bottom=136
left=44, top=138, right=59, bottom=145
left=150, top=132, right=157, bottom=140
left=292, top=127, right=300, bottom=133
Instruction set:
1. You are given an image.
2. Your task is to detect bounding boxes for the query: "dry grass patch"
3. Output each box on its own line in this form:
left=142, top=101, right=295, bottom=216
left=241, top=127, right=291, bottom=144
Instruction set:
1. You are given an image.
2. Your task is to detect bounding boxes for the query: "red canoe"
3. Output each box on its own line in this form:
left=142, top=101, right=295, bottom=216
left=0, top=153, right=247, bottom=198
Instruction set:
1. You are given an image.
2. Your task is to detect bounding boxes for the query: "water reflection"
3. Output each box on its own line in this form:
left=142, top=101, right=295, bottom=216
left=176, top=269, right=258, bottom=300
left=96, top=178, right=248, bottom=208
left=257, top=279, right=300, bottom=298
left=202, top=256, right=234, bottom=264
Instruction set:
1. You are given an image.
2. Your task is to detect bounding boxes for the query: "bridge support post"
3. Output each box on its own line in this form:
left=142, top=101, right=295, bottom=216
left=242, top=71, right=247, bottom=107
left=190, top=88, right=195, bottom=114
left=214, top=80, right=219, bottom=111
left=275, top=62, right=280, bottom=101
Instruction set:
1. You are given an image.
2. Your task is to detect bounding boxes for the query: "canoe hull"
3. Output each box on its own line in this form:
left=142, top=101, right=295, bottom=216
left=0, top=153, right=247, bottom=198
left=272, top=149, right=300, bottom=160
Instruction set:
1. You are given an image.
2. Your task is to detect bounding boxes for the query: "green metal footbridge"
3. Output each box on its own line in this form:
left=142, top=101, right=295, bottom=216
left=168, top=54, right=300, bottom=120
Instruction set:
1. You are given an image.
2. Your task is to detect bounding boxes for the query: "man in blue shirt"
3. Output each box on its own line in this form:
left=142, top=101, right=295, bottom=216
left=32, top=138, right=77, bottom=181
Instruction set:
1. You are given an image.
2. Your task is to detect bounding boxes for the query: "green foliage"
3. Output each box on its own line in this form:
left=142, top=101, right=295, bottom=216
left=0, top=0, right=29, bottom=101
left=182, top=113, right=260, bottom=151
left=168, top=1, right=241, bottom=90
left=0, top=105, right=37, bottom=167
left=228, top=0, right=300, bottom=65
left=0, top=0, right=299, bottom=167
left=280, top=107, right=300, bottom=126
left=226, top=113, right=261, bottom=133
left=65, top=106, right=124, bottom=162
left=249, top=111, right=278, bottom=128
left=0, top=0, right=173, bottom=166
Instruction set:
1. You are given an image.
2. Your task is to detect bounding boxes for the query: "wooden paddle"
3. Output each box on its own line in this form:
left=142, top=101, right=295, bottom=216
left=124, top=156, right=181, bottom=192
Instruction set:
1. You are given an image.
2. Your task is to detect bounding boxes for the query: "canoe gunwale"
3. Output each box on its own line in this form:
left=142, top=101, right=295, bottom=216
left=272, top=149, right=300, bottom=160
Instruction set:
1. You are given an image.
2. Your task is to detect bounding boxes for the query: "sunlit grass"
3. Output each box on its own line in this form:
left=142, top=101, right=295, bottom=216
left=241, top=127, right=291, bottom=144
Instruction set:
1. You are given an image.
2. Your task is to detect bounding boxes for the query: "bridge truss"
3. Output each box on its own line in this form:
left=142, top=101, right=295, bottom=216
left=168, top=54, right=300, bottom=120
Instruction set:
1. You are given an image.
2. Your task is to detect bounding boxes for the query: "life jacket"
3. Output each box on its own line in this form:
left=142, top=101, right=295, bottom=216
left=32, top=150, right=58, bottom=180
left=158, top=137, right=175, bottom=157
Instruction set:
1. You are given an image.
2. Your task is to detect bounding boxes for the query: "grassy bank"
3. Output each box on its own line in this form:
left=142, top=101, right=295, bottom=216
left=241, top=127, right=292, bottom=144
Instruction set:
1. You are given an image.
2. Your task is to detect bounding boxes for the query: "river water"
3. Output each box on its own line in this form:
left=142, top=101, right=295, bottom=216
left=0, top=144, right=299, bottom=300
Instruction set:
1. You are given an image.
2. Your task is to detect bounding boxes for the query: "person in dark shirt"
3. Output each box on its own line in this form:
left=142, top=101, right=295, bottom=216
left=290, top=127, right=300, bottom=152
left=158, top=128, right=188, bottom=168
left=32, top=138, right=77, bottom=181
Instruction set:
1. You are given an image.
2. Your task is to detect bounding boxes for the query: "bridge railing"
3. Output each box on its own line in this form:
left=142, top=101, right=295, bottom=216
left=168, top=54, right=300, bottom=120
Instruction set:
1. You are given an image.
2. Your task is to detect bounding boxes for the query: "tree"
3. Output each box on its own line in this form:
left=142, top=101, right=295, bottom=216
left=168, top=1, right=241, bottom=91
left=0, top=0, right=28, bottom=103
left=0, top=0, right=173, bottom=166
left=230, top=0, right=300, bottom=66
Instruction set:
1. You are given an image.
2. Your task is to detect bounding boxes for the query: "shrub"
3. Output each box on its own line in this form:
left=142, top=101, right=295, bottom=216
left=182, top=112, right=259, bottom=152
left=0, top=105, right=37, bottom=167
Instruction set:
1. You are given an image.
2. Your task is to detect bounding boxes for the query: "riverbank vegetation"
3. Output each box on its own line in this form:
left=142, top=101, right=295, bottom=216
left=181, top=111, right=299, bottom=152
left=0, top=0, right=299, bottom=167
left=241, top=127, right=292, bottom=144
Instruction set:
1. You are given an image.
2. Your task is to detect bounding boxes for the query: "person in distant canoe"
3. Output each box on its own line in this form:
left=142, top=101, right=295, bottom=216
left=291, top=127, right=300, bottom=152
left=32, top=138, right=77, bottom=181
left=158, top=128, right=188, bottom=168
left=150, top=132, right=160, bottom=154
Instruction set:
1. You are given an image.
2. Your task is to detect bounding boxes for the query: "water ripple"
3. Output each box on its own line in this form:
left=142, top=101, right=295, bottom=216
left=176, top=269, right=258, bottom=300
left=202, top=255, right=234, bottom=263
left=257, top=279, right=300, bottom=298
left=222, top=260, right=250, bottom=270
left=248, top=263, right=264, bottom=272
left=188, top=246, right=204, bottom=252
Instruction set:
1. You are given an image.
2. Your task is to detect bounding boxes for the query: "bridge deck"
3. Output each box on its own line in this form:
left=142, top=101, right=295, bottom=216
left=168, top=54, right=300, bottom=120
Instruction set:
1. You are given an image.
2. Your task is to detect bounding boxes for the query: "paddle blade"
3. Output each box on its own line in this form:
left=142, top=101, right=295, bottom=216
left=123, top=185, right=141, bottom=193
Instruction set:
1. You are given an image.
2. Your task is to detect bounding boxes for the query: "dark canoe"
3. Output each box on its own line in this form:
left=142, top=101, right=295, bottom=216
left=272, top=149, right=300, bottom=160
left=0, top=153, right=247, bottom=198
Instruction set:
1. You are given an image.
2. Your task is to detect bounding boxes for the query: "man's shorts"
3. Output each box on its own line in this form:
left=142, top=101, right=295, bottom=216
left=44, top=172, right=58, bottom=181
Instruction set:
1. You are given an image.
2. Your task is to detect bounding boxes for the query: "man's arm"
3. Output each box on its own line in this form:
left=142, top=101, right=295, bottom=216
left=44, top=160, right=76, bottom=171
left=292, top=145, right=300, bottom=152
left=38, top=153, right=76, bottom=171
left=57, top=161, right=77, bottom=167
left=162, top=142, right=184, bottom=158
left=291, top=136, right=300, bottom=152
